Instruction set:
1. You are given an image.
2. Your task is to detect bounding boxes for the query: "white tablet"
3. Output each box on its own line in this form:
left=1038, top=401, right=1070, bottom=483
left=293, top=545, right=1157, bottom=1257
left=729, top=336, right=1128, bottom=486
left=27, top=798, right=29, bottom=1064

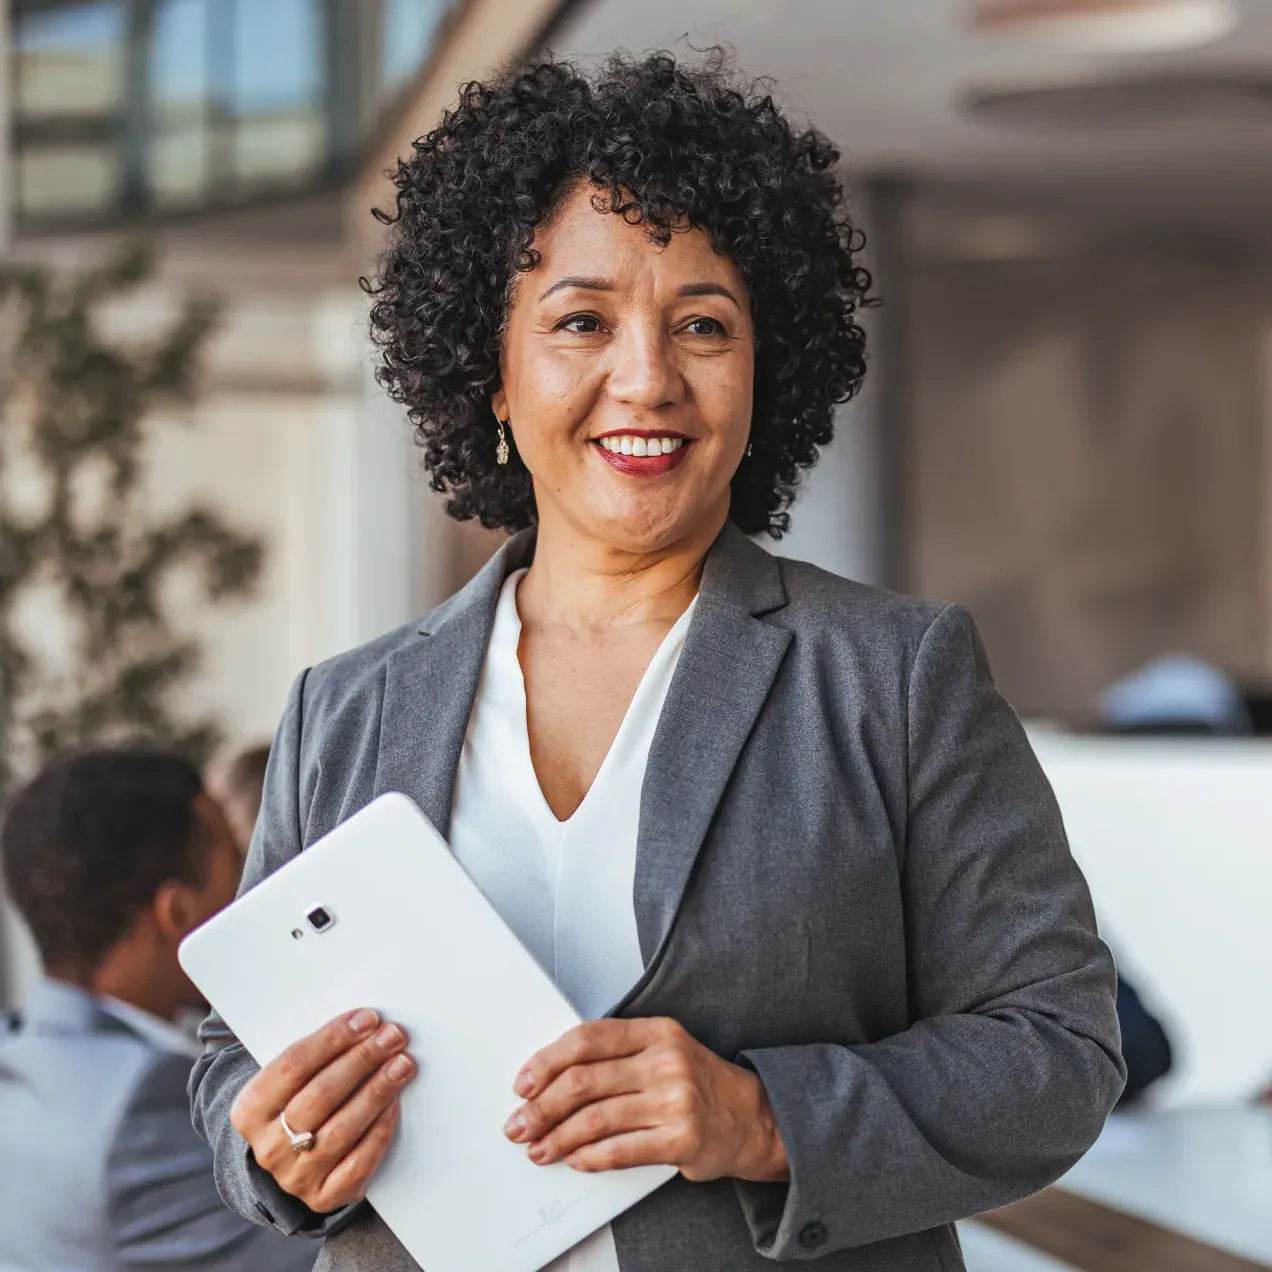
left=180, top=791, right=675, bottom=1272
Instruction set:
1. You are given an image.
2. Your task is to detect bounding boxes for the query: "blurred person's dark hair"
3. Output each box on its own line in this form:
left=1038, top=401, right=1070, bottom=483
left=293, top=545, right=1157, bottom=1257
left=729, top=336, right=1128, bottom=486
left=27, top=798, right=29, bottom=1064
left=1, top=748, right=205, bottom=978
left=204, top=742, right=271, bottom=854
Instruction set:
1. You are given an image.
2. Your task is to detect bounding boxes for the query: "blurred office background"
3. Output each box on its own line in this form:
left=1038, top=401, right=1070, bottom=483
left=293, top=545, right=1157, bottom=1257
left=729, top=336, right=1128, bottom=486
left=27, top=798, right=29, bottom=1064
left=2, top=1, right=1271, bottom=1267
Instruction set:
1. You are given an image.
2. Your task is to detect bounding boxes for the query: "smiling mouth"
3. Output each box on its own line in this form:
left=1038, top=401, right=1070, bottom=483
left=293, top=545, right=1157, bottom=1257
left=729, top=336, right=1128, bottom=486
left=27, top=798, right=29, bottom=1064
left=592, top=432, right=691, bottom=476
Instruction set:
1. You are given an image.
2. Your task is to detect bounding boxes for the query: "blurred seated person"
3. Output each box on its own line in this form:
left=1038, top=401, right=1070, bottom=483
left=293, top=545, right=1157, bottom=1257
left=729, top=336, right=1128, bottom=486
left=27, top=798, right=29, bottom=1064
left=0, top=748, right=315, bottom=1272
left=1094, top=655, right=1251, bottom=1106
left=1114, top=977, right=1173, bottom=1107
left=1100, top=653, right=1252, bottom=737
left=205, top=742, right=271, bottom=855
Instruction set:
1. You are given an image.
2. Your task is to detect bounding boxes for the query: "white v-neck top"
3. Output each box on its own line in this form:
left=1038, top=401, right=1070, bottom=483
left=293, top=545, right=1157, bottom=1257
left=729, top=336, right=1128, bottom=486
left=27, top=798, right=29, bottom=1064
left=449, top=568, right=696, bottom=1272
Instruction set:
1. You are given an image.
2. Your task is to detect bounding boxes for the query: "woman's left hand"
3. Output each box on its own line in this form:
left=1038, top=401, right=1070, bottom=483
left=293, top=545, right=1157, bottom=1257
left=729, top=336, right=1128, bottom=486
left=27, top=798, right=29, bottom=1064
left=502, top=1017, right=789, bottom=1183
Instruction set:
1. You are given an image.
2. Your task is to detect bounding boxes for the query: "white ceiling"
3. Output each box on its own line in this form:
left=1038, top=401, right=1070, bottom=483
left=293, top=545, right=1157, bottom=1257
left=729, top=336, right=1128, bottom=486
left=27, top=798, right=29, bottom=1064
left=550, top=0, right=1272, bottom=243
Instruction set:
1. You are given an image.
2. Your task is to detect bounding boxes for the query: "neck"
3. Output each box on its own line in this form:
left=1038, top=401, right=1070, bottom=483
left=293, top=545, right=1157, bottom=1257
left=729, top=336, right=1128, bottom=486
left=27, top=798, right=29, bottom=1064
left=519, top=504, right=726, bottom=632
left=91, top=972, right=180, bottom=1022
left=49, top=940, right=182, bottom=1024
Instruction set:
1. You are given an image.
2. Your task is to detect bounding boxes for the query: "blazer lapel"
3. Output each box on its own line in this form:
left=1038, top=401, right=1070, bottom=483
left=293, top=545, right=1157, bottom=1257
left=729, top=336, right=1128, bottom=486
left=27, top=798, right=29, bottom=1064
left=373, top=530, right=534, bottom=834
left=373, top=520, right=790, bottom=970
left=632, top=524, right=792, bottom=968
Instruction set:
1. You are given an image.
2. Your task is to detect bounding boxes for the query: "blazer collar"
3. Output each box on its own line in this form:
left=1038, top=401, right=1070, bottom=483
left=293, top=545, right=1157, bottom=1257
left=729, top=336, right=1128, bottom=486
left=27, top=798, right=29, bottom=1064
left=21, top=977, right=167, bottom=1048
left=374, top=520, right=792, bottom=970
left=374, top=530, right=534, bottom=831
left=23, top=978, right=102, bottom=1035
left=416, top=529, right=536, bottom=638
left=416, top=520, right=787, bottom=638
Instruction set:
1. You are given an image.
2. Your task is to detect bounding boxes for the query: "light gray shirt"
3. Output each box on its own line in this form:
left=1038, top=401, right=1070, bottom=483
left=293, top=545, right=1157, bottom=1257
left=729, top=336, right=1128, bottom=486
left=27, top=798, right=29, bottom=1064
left=0, top=978, right=315, bottom=1272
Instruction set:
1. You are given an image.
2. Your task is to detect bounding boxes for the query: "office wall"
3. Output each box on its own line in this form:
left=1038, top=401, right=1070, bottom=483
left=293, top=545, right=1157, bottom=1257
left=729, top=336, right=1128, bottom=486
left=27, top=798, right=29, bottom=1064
left=909, top=253, right=1269, bottom=719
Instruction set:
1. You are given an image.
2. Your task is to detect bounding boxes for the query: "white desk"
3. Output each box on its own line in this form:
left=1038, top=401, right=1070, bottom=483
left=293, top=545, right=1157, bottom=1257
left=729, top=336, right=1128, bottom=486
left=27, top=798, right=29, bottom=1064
left=1061, top=1106, right=1272, bottom=1266
left=966, top=1105, right=1272, bottom=1271
left=1029, top=734, right=1272, bottom=1107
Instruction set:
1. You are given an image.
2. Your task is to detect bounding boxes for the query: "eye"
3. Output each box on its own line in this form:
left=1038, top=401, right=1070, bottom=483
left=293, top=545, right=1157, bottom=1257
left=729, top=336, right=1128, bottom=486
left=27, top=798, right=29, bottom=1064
left=558, top=313, right=603, bottom=334
left=683, top=316, right=726, bottom=337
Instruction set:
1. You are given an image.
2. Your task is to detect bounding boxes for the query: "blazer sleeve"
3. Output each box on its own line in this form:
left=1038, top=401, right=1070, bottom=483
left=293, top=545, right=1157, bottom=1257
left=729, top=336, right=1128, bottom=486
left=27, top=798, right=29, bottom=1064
left=733, top=603, right=1126, bottom=1259
left=188, top=670, right=358, bottom=1241
left=110, top=1049, right=317, bottom=1272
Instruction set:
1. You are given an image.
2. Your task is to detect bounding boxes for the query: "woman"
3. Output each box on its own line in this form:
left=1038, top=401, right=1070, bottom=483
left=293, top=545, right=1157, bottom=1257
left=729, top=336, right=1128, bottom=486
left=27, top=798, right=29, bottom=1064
left=192, top=53, right=1124, bottom=1272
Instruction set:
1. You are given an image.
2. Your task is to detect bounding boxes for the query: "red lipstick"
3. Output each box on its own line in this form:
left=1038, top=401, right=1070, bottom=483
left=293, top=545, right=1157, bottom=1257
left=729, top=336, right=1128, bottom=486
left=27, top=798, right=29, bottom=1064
left=592, top=433, right=691, bottom=478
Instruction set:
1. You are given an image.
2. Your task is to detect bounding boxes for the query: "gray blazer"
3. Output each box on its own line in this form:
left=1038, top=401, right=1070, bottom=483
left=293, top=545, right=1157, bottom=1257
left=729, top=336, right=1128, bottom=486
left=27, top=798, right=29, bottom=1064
left=0, top=978, right=315, bottom=1272
left=191, top=524, right=1125, bottom=1272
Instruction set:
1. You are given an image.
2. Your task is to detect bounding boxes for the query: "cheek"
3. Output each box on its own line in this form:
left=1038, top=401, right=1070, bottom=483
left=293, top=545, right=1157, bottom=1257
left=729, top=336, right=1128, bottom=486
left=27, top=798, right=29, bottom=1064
left=690, top=352, right=754, bottom=437
left=508, top=355, right=599, bottom=453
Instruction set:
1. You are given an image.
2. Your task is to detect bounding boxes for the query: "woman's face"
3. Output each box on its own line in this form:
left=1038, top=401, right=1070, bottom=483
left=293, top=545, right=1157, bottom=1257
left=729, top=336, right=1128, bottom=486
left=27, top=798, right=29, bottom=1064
left=493, top=184, right=755, bottom=555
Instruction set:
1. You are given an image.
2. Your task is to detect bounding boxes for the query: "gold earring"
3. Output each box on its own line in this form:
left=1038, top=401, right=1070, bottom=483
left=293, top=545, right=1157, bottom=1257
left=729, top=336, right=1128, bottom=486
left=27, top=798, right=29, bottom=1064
left=496, top=418, right=510, bottom=466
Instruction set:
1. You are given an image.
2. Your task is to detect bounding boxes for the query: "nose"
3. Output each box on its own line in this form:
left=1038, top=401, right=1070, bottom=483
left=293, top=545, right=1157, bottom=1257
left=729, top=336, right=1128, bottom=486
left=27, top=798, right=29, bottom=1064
left=606, top=321, right=683, bottom=412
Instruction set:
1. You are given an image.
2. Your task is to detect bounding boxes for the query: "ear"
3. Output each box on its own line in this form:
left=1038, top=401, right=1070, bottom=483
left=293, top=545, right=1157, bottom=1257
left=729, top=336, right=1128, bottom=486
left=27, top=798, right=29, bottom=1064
left=152, top=881, right=201, bottom=945
left=491, top=388, right=509, bottom=422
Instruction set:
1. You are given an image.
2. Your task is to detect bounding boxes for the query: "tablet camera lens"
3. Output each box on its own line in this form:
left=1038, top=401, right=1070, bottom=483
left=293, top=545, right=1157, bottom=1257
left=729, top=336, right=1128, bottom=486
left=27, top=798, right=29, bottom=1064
left=307, top=906, right=334, bottom=933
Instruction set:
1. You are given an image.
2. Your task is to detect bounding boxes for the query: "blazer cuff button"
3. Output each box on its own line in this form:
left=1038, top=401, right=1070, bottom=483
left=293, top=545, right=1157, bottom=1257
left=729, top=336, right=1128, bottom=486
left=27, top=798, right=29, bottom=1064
left=799, top=1221, right=828, bottom=1250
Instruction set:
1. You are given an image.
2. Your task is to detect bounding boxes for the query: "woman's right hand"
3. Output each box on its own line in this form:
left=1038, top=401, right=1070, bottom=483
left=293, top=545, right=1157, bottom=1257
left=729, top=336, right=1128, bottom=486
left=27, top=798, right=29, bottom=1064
left=230, top=1008, right=416, bottom=1213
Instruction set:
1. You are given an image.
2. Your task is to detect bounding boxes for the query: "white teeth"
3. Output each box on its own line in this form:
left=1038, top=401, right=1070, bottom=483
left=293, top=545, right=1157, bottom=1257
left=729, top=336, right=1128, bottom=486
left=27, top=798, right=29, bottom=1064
left=598, top=435, right=686, bottom=455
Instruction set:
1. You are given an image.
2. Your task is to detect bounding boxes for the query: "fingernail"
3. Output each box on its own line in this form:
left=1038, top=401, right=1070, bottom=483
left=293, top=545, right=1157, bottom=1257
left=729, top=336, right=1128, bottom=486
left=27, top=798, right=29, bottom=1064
left=503, top=1112, right=526, bottom=1141
left=514, top=1067, right=534, bottom=1097
left=528, top=1143, right=550, bottom=1165
left=375, top=1023, right=405, bottom=1051
left=386, top=1054, right=414, bottom=1082
left=349, top=1009, right=379, bottom=1034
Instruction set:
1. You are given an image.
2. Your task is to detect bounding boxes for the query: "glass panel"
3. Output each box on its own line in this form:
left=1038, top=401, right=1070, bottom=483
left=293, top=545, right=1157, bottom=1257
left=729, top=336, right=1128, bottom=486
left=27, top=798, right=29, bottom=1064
left=382, top=0, right=446, bottom=94
left=234, top=107, right=325, bottom=185
left=18, top=143, right=120, bottom=218
left=150, top=0, right=212, bottom=205
left=15, top=1, right=125, bottom=220
left=228, top=0, right=325, bottom=187
left=16, top=0, right=126, bottom=119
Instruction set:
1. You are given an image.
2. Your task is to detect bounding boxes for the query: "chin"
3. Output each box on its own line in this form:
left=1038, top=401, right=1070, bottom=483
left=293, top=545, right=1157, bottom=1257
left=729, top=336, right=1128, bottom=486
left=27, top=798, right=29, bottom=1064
left=589, top=496, right=718, bottom=556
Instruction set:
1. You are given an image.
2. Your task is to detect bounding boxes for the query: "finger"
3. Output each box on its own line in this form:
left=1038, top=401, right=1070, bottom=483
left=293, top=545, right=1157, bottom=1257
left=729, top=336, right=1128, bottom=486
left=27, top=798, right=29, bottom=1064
left=508, top=1057, right=643, bottom=1143
left=314, top=1101, right=402, bottom=1212
left=254, top=1052, right=414, bottom=1186
left=528, top=1094, right=653, bottom=1165
left=517, top=1018, right=678, bottom=1099
left=562, top=1128, right=674, bottom=1174
left=306, top=1051, right=416, bottom=1167
left=232, top=1008, right=380, bottom=1133
left=285, top=1022, right=409, bottom=1133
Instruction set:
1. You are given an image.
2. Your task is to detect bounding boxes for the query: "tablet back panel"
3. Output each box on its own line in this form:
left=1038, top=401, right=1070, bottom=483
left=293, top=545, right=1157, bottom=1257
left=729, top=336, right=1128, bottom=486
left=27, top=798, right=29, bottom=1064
left=180, top=792, right=674, bottom=1272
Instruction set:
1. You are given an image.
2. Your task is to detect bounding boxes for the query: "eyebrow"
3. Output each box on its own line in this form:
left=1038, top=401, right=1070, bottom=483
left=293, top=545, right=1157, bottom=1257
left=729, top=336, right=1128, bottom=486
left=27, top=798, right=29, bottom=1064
left=537, top=277, right=742, bottom=307
left=538, top=276, right=614, bottom=302
left=676, top=282, right=741, bottom=307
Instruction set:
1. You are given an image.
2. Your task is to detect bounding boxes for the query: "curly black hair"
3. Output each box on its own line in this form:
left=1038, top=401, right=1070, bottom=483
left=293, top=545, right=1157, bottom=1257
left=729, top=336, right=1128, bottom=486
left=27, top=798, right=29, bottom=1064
left=367, top=51, right=872, bottom=538
left=2, top=748, right=206, bottom=975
